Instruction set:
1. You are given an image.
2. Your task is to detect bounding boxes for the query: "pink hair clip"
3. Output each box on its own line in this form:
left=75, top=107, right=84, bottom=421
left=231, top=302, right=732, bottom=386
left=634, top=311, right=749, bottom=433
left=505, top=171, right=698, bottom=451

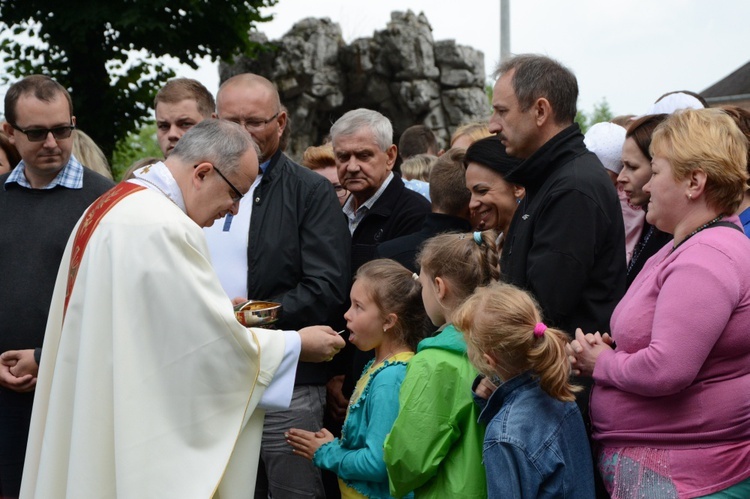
left=533, top=322, right=547, bottom=338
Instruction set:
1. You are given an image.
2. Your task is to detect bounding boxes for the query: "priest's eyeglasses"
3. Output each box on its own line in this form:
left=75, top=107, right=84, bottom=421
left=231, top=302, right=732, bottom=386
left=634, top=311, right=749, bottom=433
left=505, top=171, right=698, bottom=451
left=195, top=164, right=243, bottom=203
left=12, top=123, right=76, bottom=142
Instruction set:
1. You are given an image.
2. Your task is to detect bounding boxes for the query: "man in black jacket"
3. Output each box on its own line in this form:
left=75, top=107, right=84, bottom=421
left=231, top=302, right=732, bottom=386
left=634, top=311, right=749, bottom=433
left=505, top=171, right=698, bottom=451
left=491, top=53, right=626, bottom=499
left=489, top=54, right=626, bottom=338
left=331, top=108, right=431, bottom=275
left=207, top=73, right=351, bottom=499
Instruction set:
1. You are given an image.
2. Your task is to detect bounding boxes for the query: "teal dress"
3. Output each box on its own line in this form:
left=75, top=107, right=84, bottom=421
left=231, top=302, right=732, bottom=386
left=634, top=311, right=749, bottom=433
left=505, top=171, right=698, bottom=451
left=314, top=353, right=413, bottom=499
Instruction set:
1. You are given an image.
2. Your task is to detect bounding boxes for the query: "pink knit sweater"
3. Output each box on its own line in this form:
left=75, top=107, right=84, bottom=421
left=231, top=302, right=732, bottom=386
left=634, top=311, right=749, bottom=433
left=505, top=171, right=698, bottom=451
left=591, top=216, right=750, bottom=497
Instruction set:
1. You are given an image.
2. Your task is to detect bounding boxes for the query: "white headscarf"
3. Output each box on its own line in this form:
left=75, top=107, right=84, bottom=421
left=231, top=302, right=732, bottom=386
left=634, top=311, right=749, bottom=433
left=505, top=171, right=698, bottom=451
left=645, top=92, right=705, bottom=115
left=584, top=122, right=627, bottom=174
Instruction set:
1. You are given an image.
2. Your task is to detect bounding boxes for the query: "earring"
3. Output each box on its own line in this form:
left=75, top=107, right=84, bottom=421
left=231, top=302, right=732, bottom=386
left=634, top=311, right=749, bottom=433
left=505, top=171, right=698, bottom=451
left=688, top=193, right=693, bottom=200
left=515, top=197, right=521, bottom=205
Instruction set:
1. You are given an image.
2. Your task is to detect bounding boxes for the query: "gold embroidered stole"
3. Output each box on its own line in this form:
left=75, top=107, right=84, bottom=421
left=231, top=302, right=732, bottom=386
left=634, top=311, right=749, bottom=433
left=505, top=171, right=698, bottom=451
left=64, top=182, right=145, bottom=316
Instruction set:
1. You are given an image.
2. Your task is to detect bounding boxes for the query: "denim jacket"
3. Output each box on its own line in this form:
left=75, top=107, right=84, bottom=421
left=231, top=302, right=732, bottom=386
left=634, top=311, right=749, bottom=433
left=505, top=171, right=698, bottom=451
left=476, top=372, right=595, bottom=499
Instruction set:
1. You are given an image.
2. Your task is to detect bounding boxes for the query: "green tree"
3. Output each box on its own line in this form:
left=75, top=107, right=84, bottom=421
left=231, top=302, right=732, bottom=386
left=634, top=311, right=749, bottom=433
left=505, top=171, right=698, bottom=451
left=111, top=122, right=162, bottom=180
left=577, top=98, right=614, bottom=133
left=575, top=110, right=589, bottom=132
left=588, top=98, right=614, bottom=128
left=0, top=0, right=276, bottom=160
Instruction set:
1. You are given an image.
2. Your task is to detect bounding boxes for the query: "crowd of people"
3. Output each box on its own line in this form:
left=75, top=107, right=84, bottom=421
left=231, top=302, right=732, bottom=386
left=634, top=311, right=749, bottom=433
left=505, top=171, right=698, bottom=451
left=1, top=51, right=749, bottom=499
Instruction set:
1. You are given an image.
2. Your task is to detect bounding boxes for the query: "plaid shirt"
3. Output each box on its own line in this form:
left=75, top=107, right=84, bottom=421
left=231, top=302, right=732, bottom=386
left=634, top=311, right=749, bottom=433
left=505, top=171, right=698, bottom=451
left=5, top=154, right=84, bottom=190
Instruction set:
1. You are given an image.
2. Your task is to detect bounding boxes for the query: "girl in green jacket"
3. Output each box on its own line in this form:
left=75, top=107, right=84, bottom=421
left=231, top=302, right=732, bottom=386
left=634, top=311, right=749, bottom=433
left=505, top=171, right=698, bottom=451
left=384, top=231, right=499, bottom=498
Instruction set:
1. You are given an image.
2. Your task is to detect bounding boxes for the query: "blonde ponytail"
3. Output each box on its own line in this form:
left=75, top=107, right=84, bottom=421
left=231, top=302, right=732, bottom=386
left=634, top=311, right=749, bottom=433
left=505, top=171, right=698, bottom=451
left=453, top=282, right=580, bottom=402
left=527, top=324, right=580, bottom=402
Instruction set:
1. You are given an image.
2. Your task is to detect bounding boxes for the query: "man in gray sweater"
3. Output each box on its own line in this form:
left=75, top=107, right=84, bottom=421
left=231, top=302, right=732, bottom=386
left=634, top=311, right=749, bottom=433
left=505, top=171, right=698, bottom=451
left=0, top=75, right=113, bottom=498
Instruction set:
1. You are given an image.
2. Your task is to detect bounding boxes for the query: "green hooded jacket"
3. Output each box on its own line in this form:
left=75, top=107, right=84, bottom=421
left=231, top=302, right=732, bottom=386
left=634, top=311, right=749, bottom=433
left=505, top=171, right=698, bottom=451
left=384, top=325, right=487, bottom=498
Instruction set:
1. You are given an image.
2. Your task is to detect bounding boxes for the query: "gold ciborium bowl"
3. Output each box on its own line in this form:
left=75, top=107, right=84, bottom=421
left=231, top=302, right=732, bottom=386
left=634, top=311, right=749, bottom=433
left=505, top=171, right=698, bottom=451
left=234, top=300, right=281, bottom=328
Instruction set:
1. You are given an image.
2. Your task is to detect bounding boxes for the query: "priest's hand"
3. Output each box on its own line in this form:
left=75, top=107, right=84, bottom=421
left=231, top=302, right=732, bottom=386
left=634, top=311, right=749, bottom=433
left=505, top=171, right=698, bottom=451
left=297, top=326, right=345, bottom=363
left=231, top=296, right=248, bottom=306
left=0, top=349, right=37, bottom=392
left=286, top=428, right=335, bottom=460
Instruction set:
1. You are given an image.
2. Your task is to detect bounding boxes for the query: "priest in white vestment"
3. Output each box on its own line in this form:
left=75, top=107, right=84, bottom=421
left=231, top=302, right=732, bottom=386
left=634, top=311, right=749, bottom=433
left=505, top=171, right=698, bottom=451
left=19, top=120, right=345, bottom=499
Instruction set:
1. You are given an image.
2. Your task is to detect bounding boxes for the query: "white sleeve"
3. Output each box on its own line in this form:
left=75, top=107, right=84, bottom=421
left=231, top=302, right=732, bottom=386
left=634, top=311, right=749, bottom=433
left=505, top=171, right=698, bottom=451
left=258, top=330, right=300, bottom=410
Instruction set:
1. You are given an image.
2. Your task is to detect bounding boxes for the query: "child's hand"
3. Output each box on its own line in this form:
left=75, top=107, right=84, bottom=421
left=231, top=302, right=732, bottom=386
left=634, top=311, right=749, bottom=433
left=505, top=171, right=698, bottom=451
left=286, top=428, right=335, bottom=460
left=474, top=376, right=498, bottom=400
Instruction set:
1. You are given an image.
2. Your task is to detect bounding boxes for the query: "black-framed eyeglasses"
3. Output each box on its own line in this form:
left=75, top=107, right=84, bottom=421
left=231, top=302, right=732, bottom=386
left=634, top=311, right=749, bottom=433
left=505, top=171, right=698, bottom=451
left=12, top=123, right=75, bottom=142
left=230, top=112, right=280, bottom=132
left=195, top=164, right=243, bottom=203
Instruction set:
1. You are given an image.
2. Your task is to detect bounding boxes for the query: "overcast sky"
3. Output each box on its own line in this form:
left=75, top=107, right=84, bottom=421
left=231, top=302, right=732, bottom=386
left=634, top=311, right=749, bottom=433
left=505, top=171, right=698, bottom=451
left=178, top=0, right=750, bottom=118
left=2, top=1, right=746, bottom=122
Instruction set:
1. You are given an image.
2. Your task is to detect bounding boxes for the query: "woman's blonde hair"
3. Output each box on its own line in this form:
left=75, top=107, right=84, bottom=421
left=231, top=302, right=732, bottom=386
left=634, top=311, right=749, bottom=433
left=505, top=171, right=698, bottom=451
left=650, top=108, right=749, bottom=215
left=450, top=122, right=491, bottom=147
left=73, top=129, right=113, bottom=179
left=453, top=282, right=580, bottom=402
left=401, top=153, right=436, bottom=182
left=355, top=259, right=426, bottom=351
left=418, top=231, right=500, bottom=307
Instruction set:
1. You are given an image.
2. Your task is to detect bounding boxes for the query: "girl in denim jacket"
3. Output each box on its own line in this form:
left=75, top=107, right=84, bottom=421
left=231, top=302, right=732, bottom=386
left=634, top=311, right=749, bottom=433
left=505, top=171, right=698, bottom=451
left=454, top=282, right=595, bottom=499
left=287, top=259, right=425, bottom=499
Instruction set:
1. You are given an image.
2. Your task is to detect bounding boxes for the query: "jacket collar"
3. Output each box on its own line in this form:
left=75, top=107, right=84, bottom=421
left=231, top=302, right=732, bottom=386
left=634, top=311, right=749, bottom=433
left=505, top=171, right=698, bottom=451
left=260, top=148, right=284, bottom=183
left=365, top=173, right=406, bottom=218
left=505, top=123, right=587, bottom=191
left=478, top=371, right=535, bottom=424
left=417, top=324, right=467, bottom=354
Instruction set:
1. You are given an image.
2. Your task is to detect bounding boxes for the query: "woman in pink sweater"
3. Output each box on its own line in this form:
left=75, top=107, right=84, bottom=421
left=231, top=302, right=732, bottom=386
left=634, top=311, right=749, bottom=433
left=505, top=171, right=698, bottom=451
left=569, top=109, right=750, bottom=499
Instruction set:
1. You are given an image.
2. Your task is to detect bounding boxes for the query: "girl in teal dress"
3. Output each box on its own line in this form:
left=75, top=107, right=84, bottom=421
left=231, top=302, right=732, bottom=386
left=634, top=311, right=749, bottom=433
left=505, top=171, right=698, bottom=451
left=287, top=259, right=426, bottom=499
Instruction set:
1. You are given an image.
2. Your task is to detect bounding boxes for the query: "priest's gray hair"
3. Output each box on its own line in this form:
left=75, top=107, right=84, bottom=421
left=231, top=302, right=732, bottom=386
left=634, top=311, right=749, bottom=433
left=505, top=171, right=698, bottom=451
left=171, top=119, right=259, bottom=174
left=330, top=108, right=393, bottom=152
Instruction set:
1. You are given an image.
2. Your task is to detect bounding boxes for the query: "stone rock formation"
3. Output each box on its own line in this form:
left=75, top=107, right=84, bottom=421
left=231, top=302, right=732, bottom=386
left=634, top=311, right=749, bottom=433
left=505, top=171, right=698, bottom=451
left=221, top=11, right=489, bottom=160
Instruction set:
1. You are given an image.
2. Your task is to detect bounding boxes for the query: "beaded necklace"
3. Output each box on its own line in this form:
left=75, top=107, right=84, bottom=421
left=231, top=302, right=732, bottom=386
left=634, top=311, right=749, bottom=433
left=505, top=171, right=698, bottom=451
left=670, top=215, right=723, bottom=253
left=627, top=224, right=655, bottom=275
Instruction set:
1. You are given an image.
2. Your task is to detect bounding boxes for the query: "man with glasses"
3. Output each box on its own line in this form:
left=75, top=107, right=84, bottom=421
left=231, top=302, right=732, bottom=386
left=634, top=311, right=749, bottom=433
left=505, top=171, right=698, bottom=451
left=19, top=119, right=346, bottom=498
left=206, top=73, right=350, bottom=499
left=0, top=74, right=114, bottom=498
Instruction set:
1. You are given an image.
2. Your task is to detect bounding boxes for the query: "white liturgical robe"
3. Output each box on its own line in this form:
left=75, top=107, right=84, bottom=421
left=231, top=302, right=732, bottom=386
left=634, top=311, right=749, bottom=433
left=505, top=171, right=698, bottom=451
left=20, top=175, right=292, bottom=498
